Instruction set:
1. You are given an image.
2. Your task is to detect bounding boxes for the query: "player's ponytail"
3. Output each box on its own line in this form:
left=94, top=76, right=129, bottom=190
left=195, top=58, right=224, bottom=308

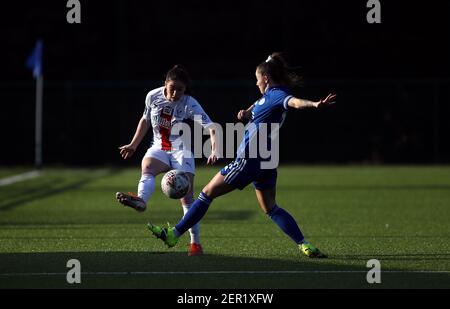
left=165, top=65, right=192, bottom=95
left=257, top=52, right=302, bottom=88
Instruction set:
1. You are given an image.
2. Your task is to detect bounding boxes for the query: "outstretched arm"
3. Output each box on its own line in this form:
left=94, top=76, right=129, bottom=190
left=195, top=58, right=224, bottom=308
left=288, top=93, right=337, bottom=109
left=118, top=116, right=150, bottom=159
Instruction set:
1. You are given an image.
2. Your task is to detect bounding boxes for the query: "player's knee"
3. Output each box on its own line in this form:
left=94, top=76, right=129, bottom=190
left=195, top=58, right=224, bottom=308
left=201, top=185, right=215, bottom=199
left=141, top=163, right=162, bottom=176
left=180, top=194, right=194, bottom=205
left=141, top=168, right=155, bottom=176
left=141, top=163, right=151, bottom=174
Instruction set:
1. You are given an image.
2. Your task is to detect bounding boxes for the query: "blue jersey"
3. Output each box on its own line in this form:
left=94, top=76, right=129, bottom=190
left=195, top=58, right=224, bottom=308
left=236, top=86, right=292, bottom=159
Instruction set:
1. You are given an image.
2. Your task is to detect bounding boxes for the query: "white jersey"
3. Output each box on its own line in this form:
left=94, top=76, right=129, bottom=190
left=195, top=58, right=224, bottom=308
left=143, top=86, right=213, bottom=151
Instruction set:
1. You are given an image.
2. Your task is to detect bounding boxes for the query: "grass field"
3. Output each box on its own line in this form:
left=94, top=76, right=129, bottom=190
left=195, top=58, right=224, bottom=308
left=0, top=165, right=449, bottom=289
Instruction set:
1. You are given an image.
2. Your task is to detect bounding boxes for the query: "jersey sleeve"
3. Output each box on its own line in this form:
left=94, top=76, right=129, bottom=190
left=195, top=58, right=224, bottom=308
left=186, top=97, right=214, bottom=129
left=142, top=92, right=152, bottom=121
left=282, top=94, right=293, bottom=110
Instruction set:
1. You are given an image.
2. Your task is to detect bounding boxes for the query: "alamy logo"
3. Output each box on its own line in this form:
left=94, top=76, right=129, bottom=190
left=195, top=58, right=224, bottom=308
left=366, top=0, right=381, bottom=24
left=66, top=259, right=81, bottom=284
left=66, top=0, right=81, bottom=24
left=366, top=259, right=381, bottom=284
left=170, top=116, right=280, bottom=169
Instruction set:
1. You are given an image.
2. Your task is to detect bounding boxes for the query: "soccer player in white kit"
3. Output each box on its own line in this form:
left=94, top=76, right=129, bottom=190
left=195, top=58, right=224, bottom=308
left=116, top=65, right=217, bottom=256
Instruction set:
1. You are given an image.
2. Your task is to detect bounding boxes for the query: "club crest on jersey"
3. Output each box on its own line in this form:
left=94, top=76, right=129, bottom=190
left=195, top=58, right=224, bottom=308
left=162, top=106, right=173, bottom=116
left=175, top=107, right=184, bottom=117
left=257, top=98, right=266, bottom=106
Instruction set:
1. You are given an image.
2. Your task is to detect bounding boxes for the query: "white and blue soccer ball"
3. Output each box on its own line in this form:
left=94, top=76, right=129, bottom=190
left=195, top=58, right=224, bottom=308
left=161, top=169, right=190, bottom=199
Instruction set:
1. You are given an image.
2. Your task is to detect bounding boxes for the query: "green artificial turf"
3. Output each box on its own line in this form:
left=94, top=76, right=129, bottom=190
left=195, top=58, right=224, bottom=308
left=0, top=166, right=449, bottom=288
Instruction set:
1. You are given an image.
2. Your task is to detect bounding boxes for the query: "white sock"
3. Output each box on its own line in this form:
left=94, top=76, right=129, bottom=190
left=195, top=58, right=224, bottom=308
left=182, top=203, right=200, bottom=244
left=137, top=173, right=155, bottom=204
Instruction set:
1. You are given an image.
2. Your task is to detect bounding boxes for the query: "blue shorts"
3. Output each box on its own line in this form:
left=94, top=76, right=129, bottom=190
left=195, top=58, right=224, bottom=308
left=220, top=158, right=277, bottom=191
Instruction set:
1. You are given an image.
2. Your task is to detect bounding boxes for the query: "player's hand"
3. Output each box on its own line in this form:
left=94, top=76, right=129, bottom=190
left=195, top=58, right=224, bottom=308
left=316, top=93, right=337, bottom=108
left=237, top=110, right=251, bottom=121
left=207, top=151, right=218, bottom=165
left=118, top=144, right=136, bottom=159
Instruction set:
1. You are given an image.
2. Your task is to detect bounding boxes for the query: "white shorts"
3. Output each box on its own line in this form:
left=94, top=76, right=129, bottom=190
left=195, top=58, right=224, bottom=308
left=144, top=146, right=195, bottom=175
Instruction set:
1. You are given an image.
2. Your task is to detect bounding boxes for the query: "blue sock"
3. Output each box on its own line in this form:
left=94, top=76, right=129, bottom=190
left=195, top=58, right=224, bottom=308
left=267, top=205, right=304, bottom=244
left=175, top=192, right=212, bottom=236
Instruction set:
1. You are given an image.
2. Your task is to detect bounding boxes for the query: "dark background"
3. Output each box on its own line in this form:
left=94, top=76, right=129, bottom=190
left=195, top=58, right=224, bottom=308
left=1, top=0, right=449, bottom=166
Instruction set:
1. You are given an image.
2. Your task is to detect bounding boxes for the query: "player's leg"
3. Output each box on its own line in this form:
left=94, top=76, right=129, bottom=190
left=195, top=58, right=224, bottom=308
left=169, top=150, right=204, bottom=255
left=148, top=158, right=250, bottom=247
left=203, top=171, right=237, bottom=199
left=180, top=173, right=203, bottom=256
left=116, top=148, right=170, bottom=211
left=255, top=187, right=305, bottom=244
left=147, top=171, right=235, bottom=247
left=175, top=172, right=235, bottom=234
left=254, top=173, right=326, bottom=258
left=138, top=155, right=171, bottom=203
left=176, top=158, right=253, bottom=232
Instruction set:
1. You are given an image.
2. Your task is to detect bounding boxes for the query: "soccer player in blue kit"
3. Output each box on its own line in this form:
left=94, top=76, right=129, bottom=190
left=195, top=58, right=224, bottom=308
left=148, top=53, right=336, bottom=258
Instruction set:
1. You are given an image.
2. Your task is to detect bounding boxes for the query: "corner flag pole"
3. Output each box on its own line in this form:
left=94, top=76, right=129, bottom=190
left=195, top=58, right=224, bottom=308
left=26, top=39, right=44, bottom=169
left=35, top=74, right=43, bottom=169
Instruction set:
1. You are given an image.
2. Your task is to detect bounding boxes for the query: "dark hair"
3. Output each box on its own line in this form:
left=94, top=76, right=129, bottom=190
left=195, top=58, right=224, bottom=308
left=256, top=52, right=302, bottom=88
left=165, top=65, right=192, bottom=94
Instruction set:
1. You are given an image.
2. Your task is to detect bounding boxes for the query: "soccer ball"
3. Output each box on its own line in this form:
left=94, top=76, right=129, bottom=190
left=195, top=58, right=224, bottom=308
left=161, top=169, right=190, bottom=199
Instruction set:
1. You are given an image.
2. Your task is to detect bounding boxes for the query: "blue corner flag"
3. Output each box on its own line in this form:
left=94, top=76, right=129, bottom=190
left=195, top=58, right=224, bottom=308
left=26, top=40, right=43, bottom=78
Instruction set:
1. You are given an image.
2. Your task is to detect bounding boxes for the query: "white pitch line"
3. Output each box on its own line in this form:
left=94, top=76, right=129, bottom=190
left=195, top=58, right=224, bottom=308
left=1, top=270, right=449, bottom=277
left=0, top=170, right=41, bottom=187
